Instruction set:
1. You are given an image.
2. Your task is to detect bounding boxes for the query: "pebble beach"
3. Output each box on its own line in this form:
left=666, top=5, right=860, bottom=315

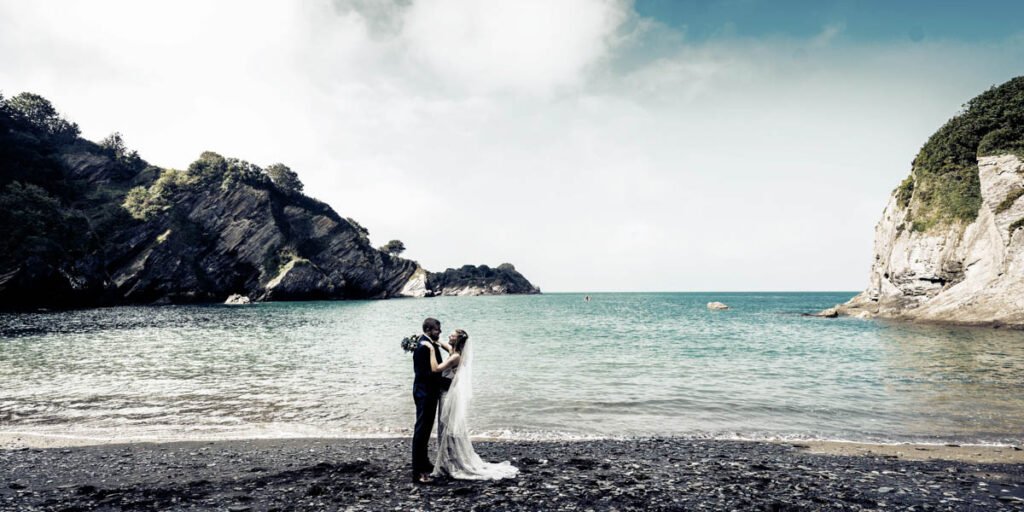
left=3, top=437, right=1023, bottom=511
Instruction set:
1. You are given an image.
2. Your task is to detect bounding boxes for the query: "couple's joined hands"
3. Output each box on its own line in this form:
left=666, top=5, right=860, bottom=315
left=425, top=341, right=460, bottom=373
left=424, top=339, right=452, bottom=353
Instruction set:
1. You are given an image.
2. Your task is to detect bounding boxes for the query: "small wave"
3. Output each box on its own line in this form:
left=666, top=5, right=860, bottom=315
left=471, top=428, right=1023, bottom=447
left=3, top=424, right=1021, bottom=450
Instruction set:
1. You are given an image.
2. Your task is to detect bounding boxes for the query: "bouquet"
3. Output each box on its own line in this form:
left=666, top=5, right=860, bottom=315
left=401, top=333, right=423, bottom=354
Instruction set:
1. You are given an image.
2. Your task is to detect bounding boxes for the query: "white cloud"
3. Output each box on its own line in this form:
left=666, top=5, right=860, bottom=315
left=400, top=0, right=628, bottom=95
left=1, top=0, right=1022, bottom=291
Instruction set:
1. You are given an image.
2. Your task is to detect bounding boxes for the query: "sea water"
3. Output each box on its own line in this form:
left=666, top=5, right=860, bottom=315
left=1, top=292, right=1022, bottom=445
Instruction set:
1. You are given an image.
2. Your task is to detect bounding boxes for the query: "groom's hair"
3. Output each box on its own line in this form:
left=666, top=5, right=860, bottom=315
left=423, top=317, right=440, bottom=332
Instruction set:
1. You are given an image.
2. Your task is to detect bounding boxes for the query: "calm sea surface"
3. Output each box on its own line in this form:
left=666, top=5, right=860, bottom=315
left=1, top=293, right=1023, bottom=445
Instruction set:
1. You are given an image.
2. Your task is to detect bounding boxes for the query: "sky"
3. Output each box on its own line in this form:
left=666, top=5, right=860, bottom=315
left=1, top=0, right=1022, bottom=292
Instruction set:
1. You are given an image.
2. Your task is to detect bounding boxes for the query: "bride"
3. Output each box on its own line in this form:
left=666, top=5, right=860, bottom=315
left=425, top=330, right=519, bottom=480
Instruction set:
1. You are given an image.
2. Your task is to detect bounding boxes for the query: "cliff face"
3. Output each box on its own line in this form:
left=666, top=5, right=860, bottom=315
left=840, top=154, right=1024, bottom=326
left=837, top=77, right=1024, bottom=327
left=0, top=93, right=539, bottom=309
left=105, top=170, right=420, bottom=303
left=1, top=147, right=420, bottom=306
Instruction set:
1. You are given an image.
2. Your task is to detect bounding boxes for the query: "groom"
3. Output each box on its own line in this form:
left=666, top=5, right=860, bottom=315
left=411, top=317, right=444, bottom=484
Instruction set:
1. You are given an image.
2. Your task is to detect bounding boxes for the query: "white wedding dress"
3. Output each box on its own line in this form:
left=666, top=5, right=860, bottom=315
left=432, top=341, right=518, bottom=480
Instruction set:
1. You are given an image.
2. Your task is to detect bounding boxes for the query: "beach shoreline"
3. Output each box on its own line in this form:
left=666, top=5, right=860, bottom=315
left=2, top=436, right=1022, bottom=510
left=3, top=431, right=1022, bottom=464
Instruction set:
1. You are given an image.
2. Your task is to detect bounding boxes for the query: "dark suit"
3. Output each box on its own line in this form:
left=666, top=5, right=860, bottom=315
left=411, top=334, right=443, bottom=475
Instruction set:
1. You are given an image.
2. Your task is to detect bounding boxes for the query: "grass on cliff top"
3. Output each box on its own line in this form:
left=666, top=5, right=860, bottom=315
left=899, top=76, right=1024, bottom=232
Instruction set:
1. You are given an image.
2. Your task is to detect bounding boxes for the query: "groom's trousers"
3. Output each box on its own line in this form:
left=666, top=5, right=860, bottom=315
left=412, top=384, right=439, bottom=475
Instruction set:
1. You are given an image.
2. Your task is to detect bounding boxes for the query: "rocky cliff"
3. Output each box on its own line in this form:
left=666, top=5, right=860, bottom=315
left=0, top=92, right=538, bottom=309
left=424, top=264, right=541, bottom=296
left=836, top=77, right=1024, bottom=327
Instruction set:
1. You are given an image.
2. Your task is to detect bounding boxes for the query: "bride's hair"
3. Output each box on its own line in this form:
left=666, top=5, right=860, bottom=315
left=453, top=329, right=469, bottom=353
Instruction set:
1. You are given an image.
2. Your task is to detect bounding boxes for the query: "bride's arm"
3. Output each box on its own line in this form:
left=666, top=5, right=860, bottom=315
left=425, top=344, right=460, bottom=373
left=436, top=353, right=460, bottom=372
left=436, top=338, right=453, bottom=353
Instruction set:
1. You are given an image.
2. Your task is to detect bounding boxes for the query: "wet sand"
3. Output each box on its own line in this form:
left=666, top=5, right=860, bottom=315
left=2, top=436, right=1024, bottom=511
left=796, top=440, right=1024, bottom=464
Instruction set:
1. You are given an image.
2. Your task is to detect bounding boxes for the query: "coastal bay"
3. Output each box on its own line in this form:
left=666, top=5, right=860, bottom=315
left=4, top=292, right=1024, bottom=510
left=4, top=293, right=1024, bottom=446
left=4, top=5, right=1024, bottom=511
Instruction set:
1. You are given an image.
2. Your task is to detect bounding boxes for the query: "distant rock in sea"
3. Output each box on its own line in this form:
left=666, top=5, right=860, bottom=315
left=707, top=301, right=729, bottom=310
left=0, top=92, right=539, bottom=310
left=834, top=76, right=1024, bottom=327
left=425, top=264, right=541, bottom=296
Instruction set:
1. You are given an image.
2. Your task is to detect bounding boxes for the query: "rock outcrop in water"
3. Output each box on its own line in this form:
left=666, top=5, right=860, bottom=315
left=423, top=264, right=540, bottom=296
left=0, top=92, right=539, bottom=309
left=835, top=77, right=1024, bottom=327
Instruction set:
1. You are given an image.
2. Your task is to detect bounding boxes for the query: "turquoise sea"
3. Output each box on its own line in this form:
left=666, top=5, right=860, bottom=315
left=1, top=292, right=1022, bottom=445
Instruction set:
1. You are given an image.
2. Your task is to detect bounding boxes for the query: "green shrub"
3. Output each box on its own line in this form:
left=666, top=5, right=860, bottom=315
left=904, top=76, right=1024, bottom=231
left=187, top=151, right=269, bottom=192
left=121, top=168, right=195, bottom=220
left=895, top=175, right=914, bottom=208
left=265, top=163, right=303, bottom=194
left=187, top=151, right=228, bottom=183
left=996, top=188, right=1024, bottom=214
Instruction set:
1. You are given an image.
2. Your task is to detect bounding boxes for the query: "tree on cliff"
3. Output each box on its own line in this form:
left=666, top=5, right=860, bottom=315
left=0, top=182, right=88, bottom=267
left=3, top=92, right=79, bottom=142
left=265, top=163, right=304, bottom=194
left=99, top=132, right=144, bottom=172
left=380, top=239, right=406, bottom=256
left=0, top=93, right=67, bottom=189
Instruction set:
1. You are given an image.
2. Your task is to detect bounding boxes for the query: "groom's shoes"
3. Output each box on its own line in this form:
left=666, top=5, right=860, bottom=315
left=412, top=472, right=435, bottom=485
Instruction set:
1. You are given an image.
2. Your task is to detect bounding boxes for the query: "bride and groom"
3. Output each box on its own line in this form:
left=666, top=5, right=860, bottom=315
left=411, top=317, right=519, bottom=484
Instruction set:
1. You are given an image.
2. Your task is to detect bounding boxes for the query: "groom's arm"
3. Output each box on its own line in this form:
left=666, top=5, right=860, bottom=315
left=413, top=343, right=431, bottom=376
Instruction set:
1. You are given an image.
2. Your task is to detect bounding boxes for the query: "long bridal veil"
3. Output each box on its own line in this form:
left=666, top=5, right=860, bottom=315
left=432, top=339, right=518, bottom=480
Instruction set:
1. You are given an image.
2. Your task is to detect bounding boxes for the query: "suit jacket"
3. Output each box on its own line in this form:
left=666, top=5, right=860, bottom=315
left=413, top=334, right=443, bottom=393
